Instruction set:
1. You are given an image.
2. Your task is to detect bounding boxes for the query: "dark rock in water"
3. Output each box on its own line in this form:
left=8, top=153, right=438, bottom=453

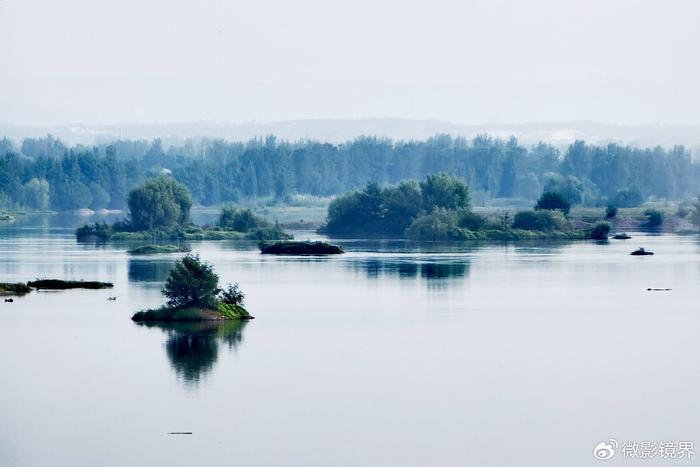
left=27, top=279, right=114, bottom=289
left=4, top=298, right=14, bottom=302
left=631, top=248, right=654, bottom=256
left=259, top=240, right=344, bottom=255
left=613, top=233, right=631, bottom=239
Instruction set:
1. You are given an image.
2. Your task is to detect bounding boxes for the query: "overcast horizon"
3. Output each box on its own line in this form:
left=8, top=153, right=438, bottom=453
left=2, top=0, right=700, bottom=126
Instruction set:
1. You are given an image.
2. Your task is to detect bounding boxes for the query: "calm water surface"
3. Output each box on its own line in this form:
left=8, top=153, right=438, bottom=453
left=1, top=215, right=699, bottom=466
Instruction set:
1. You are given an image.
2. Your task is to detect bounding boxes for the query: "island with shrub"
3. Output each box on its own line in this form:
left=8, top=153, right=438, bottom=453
left=320, top=173, right=618, bottom=241
left=132, top=254, right=253, bottom=322
left=77, top=177, right=291, bottom=242
left=1, top=279, right=113, bottom=297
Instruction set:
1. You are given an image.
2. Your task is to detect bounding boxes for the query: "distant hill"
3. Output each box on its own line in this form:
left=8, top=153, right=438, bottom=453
left=2, top=119, right=700, bottom=151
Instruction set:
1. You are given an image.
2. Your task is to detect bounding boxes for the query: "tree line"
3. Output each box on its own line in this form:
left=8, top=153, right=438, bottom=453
left=0, top=134, right=697, bottom=211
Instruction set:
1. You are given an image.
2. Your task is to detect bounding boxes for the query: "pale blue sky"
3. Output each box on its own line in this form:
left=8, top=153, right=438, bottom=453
left=1, top=0, right=699, bottom=125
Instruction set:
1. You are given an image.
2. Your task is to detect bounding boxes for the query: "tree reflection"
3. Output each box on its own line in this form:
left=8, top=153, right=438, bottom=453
left=135, top=320, right=247, bottom=384
left=355, top=258, right=469, bottom=283
left=128, top=259, right=176, bottom=283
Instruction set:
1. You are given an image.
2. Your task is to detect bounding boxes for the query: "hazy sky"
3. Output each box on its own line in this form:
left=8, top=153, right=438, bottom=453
left=1, top=0, right=699, bottom=125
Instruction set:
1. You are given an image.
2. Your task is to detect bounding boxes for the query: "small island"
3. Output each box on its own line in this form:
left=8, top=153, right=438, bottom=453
left=128, top=244, right=190, bottom=255
left=76, top=177, right=292, bottom=242
left=319, top=174, right=620, bottom=241
left=259, top=240, right=344, bottom=255
left=0, top=282, right=32, bottom=296
left=631, top=247, right=654, bottom=256
left=132, top=253, right=253, bottom=322
left=1, top=279, right=113, bottom=297
left=27, top=279, right=114, bottom=290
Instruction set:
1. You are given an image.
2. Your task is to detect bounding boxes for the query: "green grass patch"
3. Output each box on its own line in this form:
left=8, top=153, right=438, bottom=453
left=132, top=302, right=253, bottom=322
left=128, top=244, right=190, bottom=255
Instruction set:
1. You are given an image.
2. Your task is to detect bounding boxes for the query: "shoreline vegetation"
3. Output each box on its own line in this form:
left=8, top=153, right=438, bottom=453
left=131, top=254, right=253, bottom=322
left=319, top=173, right=621, bottom=241
left=259, top=240, right=344, bottom=255
left=1, top=134, right=699, bottom=217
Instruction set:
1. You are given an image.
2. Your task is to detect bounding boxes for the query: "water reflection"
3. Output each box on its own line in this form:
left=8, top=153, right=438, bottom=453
left=136, top=320, right=248, bottom=384
left=354, top=257, right=470, bottom=282
left=128, top=259, right=176, bottom=283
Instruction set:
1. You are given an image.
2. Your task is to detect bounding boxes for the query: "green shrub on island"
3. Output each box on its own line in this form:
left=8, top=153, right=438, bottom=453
left=406, top=208, right=480, bottom=241
left=535, top=191, right=571, bottom=216
left=219, top=206, right=267, bottom=231
left=542, top=174, right=584, bottom=207
left=405, top=208, right=585, bottom=241
left=163, top=254, right=220, bottom=308
left=128, top=176, right=192, bottom=230
left=605, top=205, right=618, bottom=219
left=644, top=209, right=664, bottom=228
left=325, top=181, right=422, bottom=237
left=216, top=302, right=251, bottom=320
left=512, top=210, right=566, bottom=231
left=78, top=191, right=291, bottom=242
left=0, top=282, right=32, bottom=296
left=76, top=222, right=112, bottom=240
left=324, top=174, right=469, bottom=237
left=217, top=206, right=292, bottom=240
left=420, top=173, right=471, bottom=211
left=589, top=221, right=612, bottom=240
left=612, top=188, right=644, bottom=208
left=324, top=175, right=596, bottom=241
left=132, top=254, right=253, bottom=322
left=458, top=211, right=488, bottom=231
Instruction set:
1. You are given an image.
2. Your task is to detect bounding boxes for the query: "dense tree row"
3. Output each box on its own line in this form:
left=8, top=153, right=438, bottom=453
left=323, top=174, right=600, bottom=240
left=1, top=134, right=698, bottom=211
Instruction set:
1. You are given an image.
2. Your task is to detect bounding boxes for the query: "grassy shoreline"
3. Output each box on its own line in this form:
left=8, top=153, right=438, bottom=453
left=132, top=303, right=253, bottom=322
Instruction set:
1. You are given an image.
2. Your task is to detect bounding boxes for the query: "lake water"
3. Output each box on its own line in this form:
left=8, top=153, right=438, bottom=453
left=1, top=215, right=699, bottom=467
